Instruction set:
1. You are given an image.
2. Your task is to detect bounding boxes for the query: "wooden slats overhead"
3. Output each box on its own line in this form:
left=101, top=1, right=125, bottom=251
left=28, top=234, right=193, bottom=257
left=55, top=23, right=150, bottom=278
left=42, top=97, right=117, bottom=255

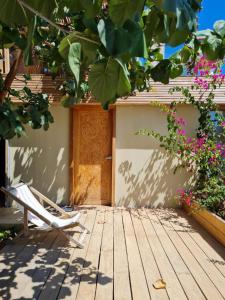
left=2, top=74, right=225, bottom=105
left=5, top=74, right=63, bottom=103
left=117, top=76, right=225, bottom=106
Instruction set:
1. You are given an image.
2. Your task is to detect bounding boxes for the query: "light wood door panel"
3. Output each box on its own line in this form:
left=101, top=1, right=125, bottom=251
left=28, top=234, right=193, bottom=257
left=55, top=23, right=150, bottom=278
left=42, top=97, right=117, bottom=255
left=71, top=106, right=112, bottom=205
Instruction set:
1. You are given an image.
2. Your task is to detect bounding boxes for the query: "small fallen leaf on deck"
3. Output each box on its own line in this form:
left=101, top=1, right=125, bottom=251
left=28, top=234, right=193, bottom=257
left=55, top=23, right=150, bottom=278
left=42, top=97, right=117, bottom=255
left=97, top=220, right=106, bottom=224
left=153, top=279, right=166, bottom=289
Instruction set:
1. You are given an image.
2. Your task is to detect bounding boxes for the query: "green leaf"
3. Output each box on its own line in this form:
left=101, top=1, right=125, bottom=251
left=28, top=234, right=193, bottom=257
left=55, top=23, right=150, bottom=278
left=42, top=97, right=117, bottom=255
left=0, top=0, right=29, bottom=25
left=68, top=43, right=81, bottom=91
left=97, top=19, right=147, bottom=57
left=109, top=0, right=145, bottom=27
left=214, top=20, right=225, bottom=38
left=124, top=20, right=148, bottom=57
left=152, top=0, right=201, bottom=46
left=0, top=0, right=58, bottom=25
left=88, top=58, right=131, bottom=102
left=170, top=64, right=183, bottom=79
left=195, top=29, right=223, bottom=59
left=115, top=58, right=131, bottom=96
left=59, top=30, right=99, bottom=66
left=64, top=0, right=101, bottom=19
left=23, top=16, right=37, bottom=66
left=151, top=59, right=172, bottom=84
left=144, top=7, right=161, bottom=46
left=179, top=46, right=192, bottom=63
left=98, top=19, right=131, bottom=56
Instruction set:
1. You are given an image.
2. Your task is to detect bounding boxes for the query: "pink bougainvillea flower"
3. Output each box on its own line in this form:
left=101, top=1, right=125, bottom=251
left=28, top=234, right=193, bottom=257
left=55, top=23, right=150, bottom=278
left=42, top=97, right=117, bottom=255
left=186, top=137, right=193, bottom=144
left=216, top=143, right=222, bottom=150
left=177, top=129, right=186, bottom=136
left=185, top=197, right=191, bottom=206
left=176, top=117, right=187, bottom=126
left=177, top=188, right=185, bottom=196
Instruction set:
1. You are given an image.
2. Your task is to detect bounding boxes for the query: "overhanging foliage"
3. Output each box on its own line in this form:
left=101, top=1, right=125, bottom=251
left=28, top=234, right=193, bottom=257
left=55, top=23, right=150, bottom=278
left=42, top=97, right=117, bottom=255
left=0, top=0, right=225, bottom=139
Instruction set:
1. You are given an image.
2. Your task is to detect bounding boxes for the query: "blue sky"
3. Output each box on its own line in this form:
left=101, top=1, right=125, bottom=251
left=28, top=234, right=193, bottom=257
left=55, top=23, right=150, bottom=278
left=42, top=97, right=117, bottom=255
left=165, top=0, right=225, bottom=58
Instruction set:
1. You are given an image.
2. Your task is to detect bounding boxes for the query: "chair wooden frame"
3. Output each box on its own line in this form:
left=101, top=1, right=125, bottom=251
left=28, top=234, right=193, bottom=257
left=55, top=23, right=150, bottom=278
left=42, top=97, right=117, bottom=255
left=0, top=185, right=90, bottom=248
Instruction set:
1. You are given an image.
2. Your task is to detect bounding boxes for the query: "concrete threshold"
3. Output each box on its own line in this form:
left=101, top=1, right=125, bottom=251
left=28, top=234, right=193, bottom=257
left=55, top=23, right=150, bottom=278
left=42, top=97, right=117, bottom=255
left=0, top=207, right=23, bottom=229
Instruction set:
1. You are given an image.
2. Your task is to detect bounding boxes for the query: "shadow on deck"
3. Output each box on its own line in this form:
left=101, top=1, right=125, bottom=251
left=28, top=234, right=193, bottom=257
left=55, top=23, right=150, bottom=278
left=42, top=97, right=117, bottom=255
left=0, top=207, right=224, bottom=300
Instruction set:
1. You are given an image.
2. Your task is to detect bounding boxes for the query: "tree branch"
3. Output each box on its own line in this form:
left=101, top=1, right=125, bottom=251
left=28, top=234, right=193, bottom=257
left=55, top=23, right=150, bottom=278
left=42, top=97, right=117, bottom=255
left=0, top=48, right=23, bottom=103
left=16, top=0, right=69, bottom=34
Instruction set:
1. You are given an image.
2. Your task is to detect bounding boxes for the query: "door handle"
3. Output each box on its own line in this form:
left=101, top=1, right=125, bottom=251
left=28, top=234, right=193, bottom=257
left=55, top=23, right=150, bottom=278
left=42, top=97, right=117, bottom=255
left=105, top=156, right=112, bottom=160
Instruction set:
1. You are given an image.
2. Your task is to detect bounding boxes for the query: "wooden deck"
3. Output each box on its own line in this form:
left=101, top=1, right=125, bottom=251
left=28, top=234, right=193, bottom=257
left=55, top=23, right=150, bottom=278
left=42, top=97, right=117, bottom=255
left=0, top=207, right=225, bottom=300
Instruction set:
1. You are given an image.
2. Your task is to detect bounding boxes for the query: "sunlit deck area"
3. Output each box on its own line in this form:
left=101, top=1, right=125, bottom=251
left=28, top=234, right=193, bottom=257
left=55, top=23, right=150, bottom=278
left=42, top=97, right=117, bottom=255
left=0, top=207, right=225, bottom=300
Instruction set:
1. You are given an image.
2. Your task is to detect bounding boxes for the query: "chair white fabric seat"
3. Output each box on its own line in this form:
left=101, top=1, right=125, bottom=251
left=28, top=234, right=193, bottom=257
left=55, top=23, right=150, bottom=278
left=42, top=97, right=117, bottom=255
left=9, top=184, right=81, bottom=229
left=2, top=183, right=89, bottom=248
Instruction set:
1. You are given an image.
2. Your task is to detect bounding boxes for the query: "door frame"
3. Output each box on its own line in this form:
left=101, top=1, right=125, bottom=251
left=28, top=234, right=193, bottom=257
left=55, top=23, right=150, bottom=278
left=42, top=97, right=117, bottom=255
left=69, top=104, right=116, bottom=206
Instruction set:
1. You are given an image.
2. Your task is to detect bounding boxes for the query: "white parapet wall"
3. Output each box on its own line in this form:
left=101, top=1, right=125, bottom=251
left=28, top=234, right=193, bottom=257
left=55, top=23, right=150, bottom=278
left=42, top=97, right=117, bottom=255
left=6, top=105, right=70, bottom=205
left=115, top=105, right=199, bottom=208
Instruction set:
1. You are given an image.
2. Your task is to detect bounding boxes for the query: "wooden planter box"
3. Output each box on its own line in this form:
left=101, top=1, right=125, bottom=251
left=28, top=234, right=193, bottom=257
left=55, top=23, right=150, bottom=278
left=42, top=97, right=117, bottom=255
left=184, top=203, right=225, bottom=247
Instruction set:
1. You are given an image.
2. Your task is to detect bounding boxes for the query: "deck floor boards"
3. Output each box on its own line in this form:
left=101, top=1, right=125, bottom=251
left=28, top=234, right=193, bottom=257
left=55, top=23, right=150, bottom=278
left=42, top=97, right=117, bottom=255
left=0, top=207, right=224, bottom=300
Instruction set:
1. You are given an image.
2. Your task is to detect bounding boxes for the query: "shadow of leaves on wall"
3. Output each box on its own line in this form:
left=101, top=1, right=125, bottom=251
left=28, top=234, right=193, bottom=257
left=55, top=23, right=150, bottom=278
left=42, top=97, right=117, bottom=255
left=117, top=150, right=195, bottom=208
left=8, top=146, right=68, bottom=205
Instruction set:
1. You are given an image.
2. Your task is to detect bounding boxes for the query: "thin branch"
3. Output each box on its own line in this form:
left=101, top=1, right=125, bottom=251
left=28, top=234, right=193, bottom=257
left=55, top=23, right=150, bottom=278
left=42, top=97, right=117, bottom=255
left=16, top=0, right=69, bottom=34
left=16, top=0, right=101, bottom=45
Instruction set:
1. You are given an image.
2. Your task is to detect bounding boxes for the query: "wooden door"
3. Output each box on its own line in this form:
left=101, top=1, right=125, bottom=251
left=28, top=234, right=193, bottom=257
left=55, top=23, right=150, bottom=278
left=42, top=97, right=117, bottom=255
left=71, top=105, right=113, bottom=205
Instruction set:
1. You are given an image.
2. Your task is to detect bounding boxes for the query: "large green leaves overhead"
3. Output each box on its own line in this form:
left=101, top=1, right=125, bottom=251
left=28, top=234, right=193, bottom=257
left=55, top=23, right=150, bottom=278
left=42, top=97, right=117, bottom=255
left=156, top=0, right=201, bottom=15
left=98, top=19, right=147, bottom=57
left=195, top=29, right=223, bottom=60
left=145, top=0, right=202, bottom=46
left=88, top=58, right=131, bottom=103
left=109, top=0, right=145, bottom=27
left=0, top=0, right=58, bottom=25
left=214, top=20, right=225, bottom=38
left=64, top=0, right=101, bottom=19
left=0, top=0, right=29, bottom=25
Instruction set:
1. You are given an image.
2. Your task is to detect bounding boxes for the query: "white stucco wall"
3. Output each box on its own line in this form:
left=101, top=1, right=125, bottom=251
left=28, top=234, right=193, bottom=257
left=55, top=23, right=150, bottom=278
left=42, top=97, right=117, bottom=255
left=115, top=105, right=199, bottom=208
left=7, top=105, right=70, bottom=205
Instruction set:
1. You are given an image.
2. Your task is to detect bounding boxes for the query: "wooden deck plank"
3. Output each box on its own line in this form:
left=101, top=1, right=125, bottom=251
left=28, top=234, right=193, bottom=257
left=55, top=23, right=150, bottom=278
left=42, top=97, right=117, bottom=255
left=153, top=210, right=205, bottom=300
left=38, top=212, right=88, bottom=300
left=21, top=231, right=68, bottom=299
left=160, top=209, right=224, bottom=300
left=177, top=209, right=225, bottom=278
left=95, top=208, right=114, bottom=300
left=75, top=209, right=106, bottom=300
left=0, top=237, right=30, bottom=272
left=113, top=209, right=132, bottom=300
left=166, top=209, right=225, bottom=298
left=122, top=209, right=151, bottom=300
left=140, top=209, right=187, bottom=300
left=6, top=231, right=58, bottom=299
left=56, top=209, right=97, bottom=300
left=0, top=207, right=224, bottom=300
left=0, top=229, right=42, bottom=269
left=0, top=231, right=47, bottom=299
left=131, top=210, right=169, bottom=300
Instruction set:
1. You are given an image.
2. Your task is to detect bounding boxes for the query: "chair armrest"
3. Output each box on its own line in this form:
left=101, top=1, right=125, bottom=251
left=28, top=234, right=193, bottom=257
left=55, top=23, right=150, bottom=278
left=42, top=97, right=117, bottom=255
left=29, top=186, right=71, bottom=218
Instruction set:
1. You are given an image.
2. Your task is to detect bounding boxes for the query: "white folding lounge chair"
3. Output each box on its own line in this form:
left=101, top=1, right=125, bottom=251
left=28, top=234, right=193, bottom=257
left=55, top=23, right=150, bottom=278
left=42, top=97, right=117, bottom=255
left=0, top=183, right=90, bottom=248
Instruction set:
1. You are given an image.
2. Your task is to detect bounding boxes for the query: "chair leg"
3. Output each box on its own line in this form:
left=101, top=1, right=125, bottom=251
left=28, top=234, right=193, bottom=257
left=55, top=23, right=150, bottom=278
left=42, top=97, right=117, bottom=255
left=58, top=221, right=90, bottom=248
left=60, top=230, right=85, bottom=249
left=24, top=207, right=29, bottom=237
left=78, top=222, right=90, bottom=234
